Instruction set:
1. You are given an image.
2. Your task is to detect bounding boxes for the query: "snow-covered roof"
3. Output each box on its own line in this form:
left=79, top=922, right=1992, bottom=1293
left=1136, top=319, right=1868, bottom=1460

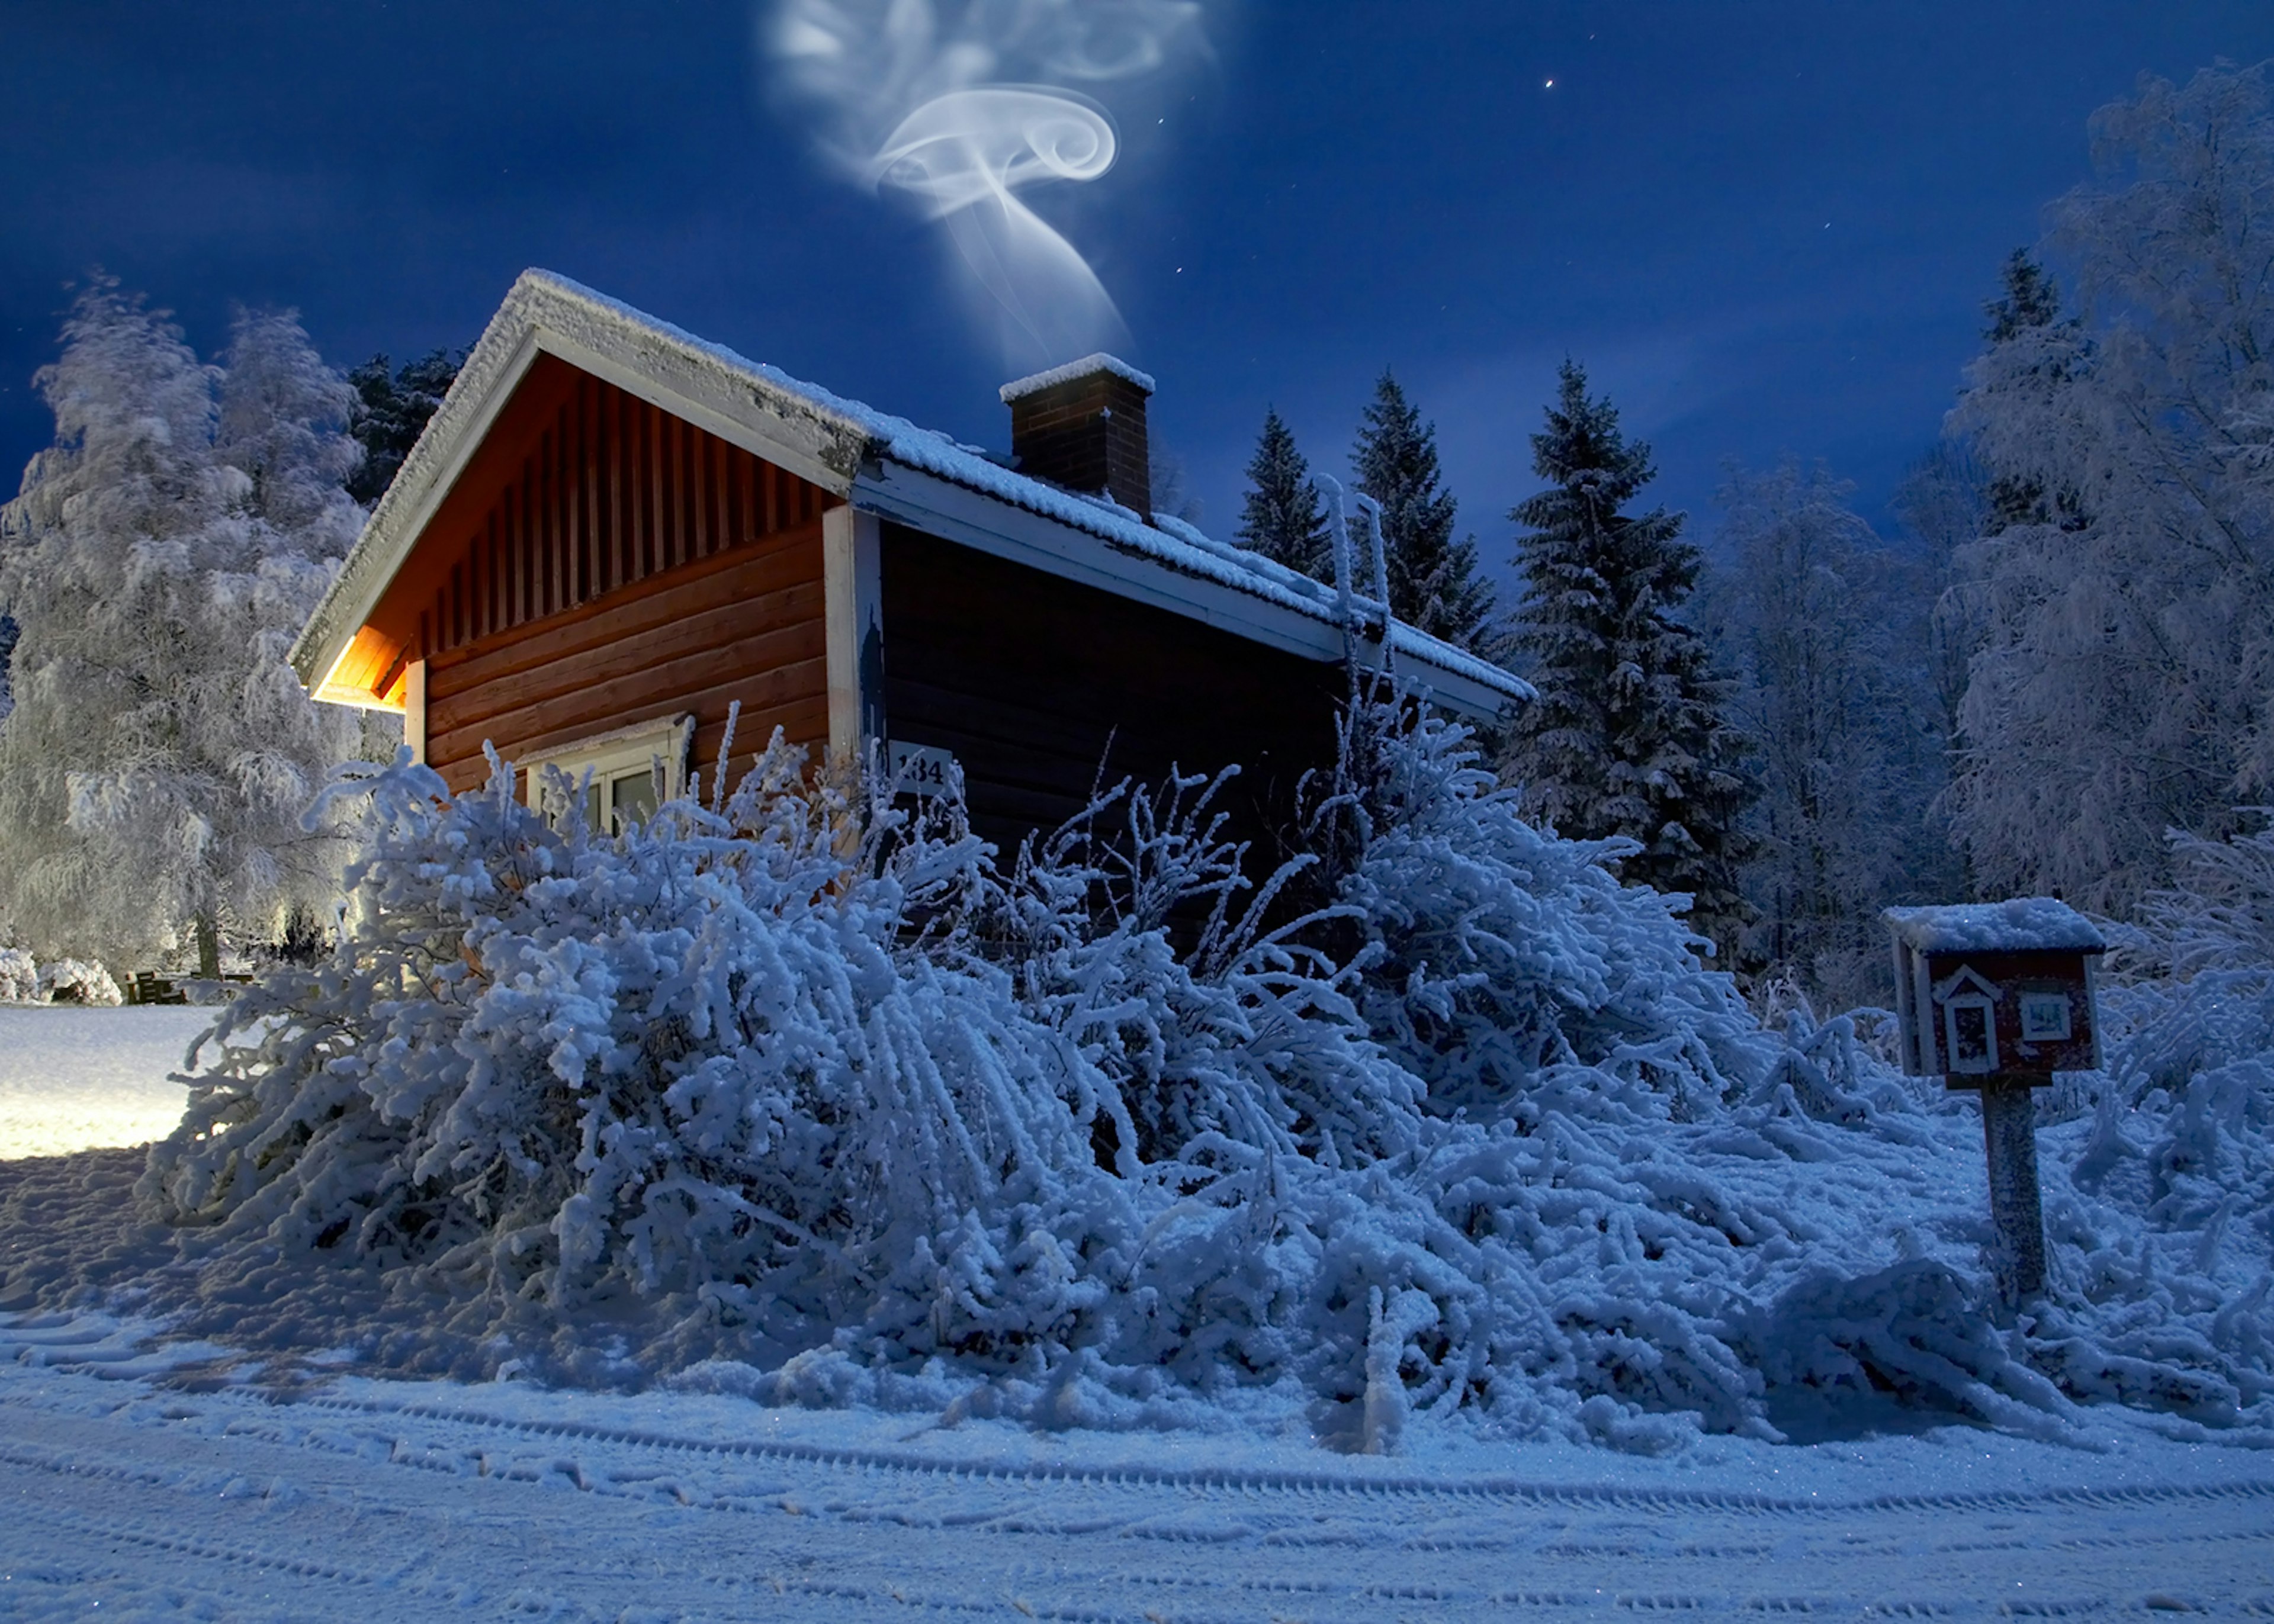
left=1883, top=899, right=2106, bottom=956
left=291, top=271, right=1528, bottom=721
left=999, top=352, right=1156, bottom=401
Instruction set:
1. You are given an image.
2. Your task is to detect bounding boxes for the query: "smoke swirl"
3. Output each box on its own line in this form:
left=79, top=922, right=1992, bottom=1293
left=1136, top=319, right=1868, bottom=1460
left=766, top=0, right=1205, bottom=366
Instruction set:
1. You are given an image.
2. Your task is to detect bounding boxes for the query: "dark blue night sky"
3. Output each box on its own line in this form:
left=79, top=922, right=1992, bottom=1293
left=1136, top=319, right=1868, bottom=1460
left=4, top=2, right=2269, bottom=588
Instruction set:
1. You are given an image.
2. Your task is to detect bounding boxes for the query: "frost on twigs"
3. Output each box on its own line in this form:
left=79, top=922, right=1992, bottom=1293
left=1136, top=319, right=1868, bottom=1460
left=1316, top=688, right=1761, bottom=1125
left=0, top=947, right=40, bottom=1003
left=131, top=710, right=2273, bottom=1448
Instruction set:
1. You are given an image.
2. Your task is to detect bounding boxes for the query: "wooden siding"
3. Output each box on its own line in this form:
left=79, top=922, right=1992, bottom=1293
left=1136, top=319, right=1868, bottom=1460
left=407, top=363, right=827, bottom=666
left=878, top=525, right=1346, bottom=853
left=424, top=522, right=828, bottom=794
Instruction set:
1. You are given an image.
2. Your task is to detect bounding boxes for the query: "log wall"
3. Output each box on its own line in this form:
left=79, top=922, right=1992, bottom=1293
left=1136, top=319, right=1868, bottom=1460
left=424, top=525, right=828, bottom=795
left=416, top=365, right=833, bottom=794
left=878, top=525, right=1346, bottom=853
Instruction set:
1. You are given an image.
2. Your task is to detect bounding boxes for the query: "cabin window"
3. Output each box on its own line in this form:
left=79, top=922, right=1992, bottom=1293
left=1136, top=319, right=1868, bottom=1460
left=522, top=716, right=693, bottom=836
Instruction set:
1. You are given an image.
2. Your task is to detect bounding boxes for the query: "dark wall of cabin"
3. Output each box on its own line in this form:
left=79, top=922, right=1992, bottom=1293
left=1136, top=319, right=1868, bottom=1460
left=878, top=524, right=1347, bottom=856
left=423, top=520, right=828, bottom=795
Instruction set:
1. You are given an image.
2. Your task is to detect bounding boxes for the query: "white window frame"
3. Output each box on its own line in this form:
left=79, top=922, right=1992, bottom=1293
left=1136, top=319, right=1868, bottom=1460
left=1931, top=964, right=2003, bottom=1076
left=522, top=715, right=694, bottom=832
left=2018, top=992, right=2072, bottom=1044
left=1941, top=993, right=1999, bottom=1075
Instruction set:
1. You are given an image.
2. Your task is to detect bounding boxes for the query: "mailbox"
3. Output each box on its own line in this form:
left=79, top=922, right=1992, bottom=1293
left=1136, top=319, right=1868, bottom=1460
left=1883, top=898, right=2104, bottom=1304
left=1884, top=898, right=2105, bottom=1085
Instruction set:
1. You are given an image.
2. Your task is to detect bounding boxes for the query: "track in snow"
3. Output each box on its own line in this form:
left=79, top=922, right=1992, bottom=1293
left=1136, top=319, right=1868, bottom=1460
left=4, top=1315, right=2272, bottom=1622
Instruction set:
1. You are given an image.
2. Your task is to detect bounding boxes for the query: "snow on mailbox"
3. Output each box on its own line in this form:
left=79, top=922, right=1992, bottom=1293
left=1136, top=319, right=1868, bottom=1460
left=1882, top=897, right=2106, bottom=1303
left=1884, top=897, right=2105, bottom=1082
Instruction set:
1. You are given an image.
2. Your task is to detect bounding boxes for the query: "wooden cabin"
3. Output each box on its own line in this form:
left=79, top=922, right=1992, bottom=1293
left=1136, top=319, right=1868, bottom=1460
left=290, top=271, right=1525, bottom=850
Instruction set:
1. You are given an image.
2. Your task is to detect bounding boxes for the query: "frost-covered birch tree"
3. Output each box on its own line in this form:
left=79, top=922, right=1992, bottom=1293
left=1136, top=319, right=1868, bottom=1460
left=1891, top=440, right=1990, bottom=861
left=1948, top=63, right=2274, bottom=911
left=0, top=283, right=371, bottom=973
left=1706, top=462, right=1954, bottom=1008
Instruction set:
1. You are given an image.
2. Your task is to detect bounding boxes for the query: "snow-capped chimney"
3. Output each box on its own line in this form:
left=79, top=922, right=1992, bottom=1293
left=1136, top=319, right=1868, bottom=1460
left=1001, top=355, right=1155, bottom=523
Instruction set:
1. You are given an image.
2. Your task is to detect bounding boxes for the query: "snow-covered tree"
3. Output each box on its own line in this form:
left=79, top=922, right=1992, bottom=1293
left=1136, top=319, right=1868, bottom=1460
left=345, top=347, right=461, bottom=507
left=1235, top=407, right=1331, bottom=581
left=1947, top=63, right=2274, bottom=912
left=1973, top=252, right=2090, bottom=539
left=0, top=284, right=370, bottom=974
left=1505, top=361, right=1752, bottom=959
left=1891, top=440, right=1991, bottom=858
left=1351, top=372, right=1496, bottom=651
left=1706, top=462, right=1955, bottom=1008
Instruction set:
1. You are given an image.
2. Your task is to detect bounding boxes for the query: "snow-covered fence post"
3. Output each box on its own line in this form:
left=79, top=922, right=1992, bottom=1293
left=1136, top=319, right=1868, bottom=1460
left=1885, top=900, right=2106, bottom=1304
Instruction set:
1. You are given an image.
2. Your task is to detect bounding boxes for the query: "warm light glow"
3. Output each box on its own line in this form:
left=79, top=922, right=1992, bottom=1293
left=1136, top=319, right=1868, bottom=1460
left=313, top=623, right=410, bottom=713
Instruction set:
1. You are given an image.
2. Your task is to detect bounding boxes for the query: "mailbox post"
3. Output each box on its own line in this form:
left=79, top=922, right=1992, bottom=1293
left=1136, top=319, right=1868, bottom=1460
left=1884, top=899, right=2105, bottom=1303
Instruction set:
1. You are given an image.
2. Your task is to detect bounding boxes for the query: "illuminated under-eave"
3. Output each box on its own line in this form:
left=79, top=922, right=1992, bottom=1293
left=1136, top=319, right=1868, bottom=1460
left=314, top=624, right=409, bottom=713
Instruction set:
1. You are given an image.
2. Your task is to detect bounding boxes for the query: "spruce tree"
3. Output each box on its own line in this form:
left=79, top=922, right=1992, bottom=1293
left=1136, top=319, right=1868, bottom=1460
left=1507, top=361, right=1751, bottom=957
left=1977, top=250, right=2086, bottom=534
left=1235, top=407, right=1331, bottom=580
left=346, top=348, right=462, bottom=506
left=1984, top=247, right=2063, bottom=342
left=1350, top=372, right=1496, bottom=651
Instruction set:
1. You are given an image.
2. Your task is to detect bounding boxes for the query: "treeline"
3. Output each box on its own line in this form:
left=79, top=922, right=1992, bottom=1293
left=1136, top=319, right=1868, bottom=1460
left=1232, top=62, right=2274, bottom=1011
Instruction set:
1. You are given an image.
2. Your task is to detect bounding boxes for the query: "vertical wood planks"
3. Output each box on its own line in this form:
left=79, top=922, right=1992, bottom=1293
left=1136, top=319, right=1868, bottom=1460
left=416, top=371, right=831, bottom=663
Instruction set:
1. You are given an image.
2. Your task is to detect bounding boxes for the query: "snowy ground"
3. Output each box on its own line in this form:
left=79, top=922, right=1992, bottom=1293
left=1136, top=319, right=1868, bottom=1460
left=4, top=1313, right=2271, bottom=1621
left=0, top=1006, right=216, bottom=1160
left=4, top=1012, right=2273, bottom=1619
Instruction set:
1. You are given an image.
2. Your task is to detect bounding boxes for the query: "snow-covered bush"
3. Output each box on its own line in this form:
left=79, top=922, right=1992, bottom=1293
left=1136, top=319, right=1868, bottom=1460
left=1318, top=690, right=1761, bottom=1121
left=2020, top=816, right=2274, bottom=1423
left=36, top=957, right=121, bottom=1006
left=142, top=734, right=1107, bottom=1368
left=134, top=703, right=2272, bottom=1446
left=0, top=947, right=38, bottom=1003
left=974, top=760, right=1420, bottom=1173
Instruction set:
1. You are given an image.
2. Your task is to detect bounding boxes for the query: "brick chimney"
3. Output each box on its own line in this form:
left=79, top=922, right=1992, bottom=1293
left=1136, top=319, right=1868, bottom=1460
left=1001, top=354, right=1155, bottom=522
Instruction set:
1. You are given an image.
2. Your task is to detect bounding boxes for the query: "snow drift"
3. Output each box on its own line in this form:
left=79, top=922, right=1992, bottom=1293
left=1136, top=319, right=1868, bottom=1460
left=131, top=701, right=2274, bottom=1448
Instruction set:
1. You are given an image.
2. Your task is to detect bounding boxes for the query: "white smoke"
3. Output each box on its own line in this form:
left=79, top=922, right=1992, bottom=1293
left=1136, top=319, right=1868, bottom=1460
left=767, top=0, right=1205, bottom=367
